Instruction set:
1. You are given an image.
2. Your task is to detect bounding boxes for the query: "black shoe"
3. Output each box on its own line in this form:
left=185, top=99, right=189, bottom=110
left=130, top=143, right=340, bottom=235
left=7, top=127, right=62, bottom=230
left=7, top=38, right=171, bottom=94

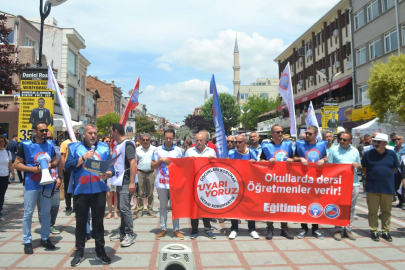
left=266, top=226, right=274, bottom=240
left=395, top=203, right=402, bottom=208
left=24, top=243, right=33, bottom=254
left=96, top=246, right=111, bottom=265
left=40, top=238, right=56, bottom=250
left=281, top=228, right=294, bottom=240
left=371, top=232, right=379, bottom=242
left=381, top=232, right=393, bottom=242
left=71, top=251, right=84, bottom=267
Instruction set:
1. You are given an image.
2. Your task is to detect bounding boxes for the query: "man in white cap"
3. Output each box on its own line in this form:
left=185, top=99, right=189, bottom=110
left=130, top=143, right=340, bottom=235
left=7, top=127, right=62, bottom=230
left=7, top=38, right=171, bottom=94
left=361, top=133, right=399, bottom=242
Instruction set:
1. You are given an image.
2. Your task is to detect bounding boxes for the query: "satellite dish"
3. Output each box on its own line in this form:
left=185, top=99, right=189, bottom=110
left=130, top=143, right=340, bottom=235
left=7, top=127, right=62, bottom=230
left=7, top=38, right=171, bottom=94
left=48, top=0, right=68, bottom=6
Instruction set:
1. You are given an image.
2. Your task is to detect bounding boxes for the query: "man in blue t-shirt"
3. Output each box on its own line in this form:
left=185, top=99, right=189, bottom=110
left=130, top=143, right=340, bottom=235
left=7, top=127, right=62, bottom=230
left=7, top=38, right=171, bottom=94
left=228, top=134, right=259, bottom=240
left=361, top=133, right=399, bottom=242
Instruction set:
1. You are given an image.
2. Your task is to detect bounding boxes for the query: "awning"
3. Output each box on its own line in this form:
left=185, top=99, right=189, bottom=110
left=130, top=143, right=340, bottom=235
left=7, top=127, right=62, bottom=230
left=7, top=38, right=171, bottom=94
left=54, top=116, right=83, bottom=131
left=276, top=75, right=352, bottom=110
left=258, top=109, right=277, bottom=118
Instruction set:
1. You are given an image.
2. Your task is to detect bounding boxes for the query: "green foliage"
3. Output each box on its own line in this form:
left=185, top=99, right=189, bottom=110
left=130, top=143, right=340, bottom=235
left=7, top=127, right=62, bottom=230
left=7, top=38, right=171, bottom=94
left=368, top=54, right=405, bottom=122
left=96, top=113, right=120, bottom=135
left=67, top=97, right=74, bottom=108
left=184, top=114, right=212, bottom=132
left=240, top=95, right=281, bottom=130
left=201, top=93, right=241, bottom=133
left=136, top=116, right=157, bottom=134
left=176, top=126, right=193, bottom=140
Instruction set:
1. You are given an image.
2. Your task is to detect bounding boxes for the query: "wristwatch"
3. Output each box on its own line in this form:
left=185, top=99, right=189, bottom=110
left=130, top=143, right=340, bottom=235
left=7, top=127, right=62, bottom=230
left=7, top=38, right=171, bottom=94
left=81, top=156, right=86, bottom=162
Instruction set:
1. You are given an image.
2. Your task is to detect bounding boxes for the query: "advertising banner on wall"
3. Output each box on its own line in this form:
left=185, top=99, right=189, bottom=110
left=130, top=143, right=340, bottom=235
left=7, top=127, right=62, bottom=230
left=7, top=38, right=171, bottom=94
left=18, top=68, right=54, bottom=141
left=321, top=101, right=339, bottom=134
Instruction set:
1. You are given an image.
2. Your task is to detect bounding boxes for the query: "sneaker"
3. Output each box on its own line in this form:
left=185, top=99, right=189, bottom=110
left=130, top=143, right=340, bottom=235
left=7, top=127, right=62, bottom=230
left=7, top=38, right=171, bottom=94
left=344, top=230, right=356, bottom=241
left=313, top=230, right=324, bottom=240
left=50, top=226, right=60, bottom=235
left=205, top=231, right=216, bottom=239
left=297, top=229, right=308, bottom=239
left=190, top=232, right=198, bottom=239
left=121, top=234, right=136, bottom=247
left=65, top=208, right=72, bottom=216
left=40, top=238, right=56, bottom=249
left=71, top=251, right=84, bottom=267
left=250, top=231, right=260, bottom=239
left=281, top=228, right=294, bottom=240
left=24, top=243, right=33, bottom=254
left=371, top=232, right=379, bottom=241
left=148, top=209, right=156, bottom=218
left=266, top=227, right=273, bottom=240
left=95, top=247, right=111, bottom=265
left=229, top=230, right=237, bottom=239
left=381, top=232, right=393, bottom=242
left=333, top=231, right=342, bottom=241
left=110, top=233, right=125, bottom=241
left=174, top=230, right=184, bottom=240
left=155, top=230, right=167, bottom=240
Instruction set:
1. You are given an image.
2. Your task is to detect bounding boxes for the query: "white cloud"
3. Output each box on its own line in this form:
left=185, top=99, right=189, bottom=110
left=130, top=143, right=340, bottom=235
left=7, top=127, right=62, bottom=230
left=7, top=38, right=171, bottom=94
left=156, top=63, right=172, bottom=72
left=141, top=79, right=230, bottom=123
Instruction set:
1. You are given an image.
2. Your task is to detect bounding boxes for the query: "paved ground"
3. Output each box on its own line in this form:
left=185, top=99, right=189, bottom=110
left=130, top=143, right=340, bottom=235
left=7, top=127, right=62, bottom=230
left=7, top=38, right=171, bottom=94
left=1, top=181, right=405, bottom=270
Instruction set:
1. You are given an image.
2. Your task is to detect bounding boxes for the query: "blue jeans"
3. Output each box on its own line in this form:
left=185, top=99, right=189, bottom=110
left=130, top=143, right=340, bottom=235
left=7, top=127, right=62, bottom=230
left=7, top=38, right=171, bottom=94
left=157, top=188, right=179, bottom=231
left=37, top=188, right=60, bottom=226
left=23, top=188, right=51, bottom=244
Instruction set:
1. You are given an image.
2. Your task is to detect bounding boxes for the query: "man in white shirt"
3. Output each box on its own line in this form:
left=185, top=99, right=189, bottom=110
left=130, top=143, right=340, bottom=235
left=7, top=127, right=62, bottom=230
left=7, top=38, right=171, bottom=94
left=185, top=133, right=216, bottom=239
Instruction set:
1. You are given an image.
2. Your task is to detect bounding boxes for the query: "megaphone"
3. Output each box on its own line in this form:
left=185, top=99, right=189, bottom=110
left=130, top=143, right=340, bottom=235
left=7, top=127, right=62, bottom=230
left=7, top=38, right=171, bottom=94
left=39, top=158, right=56, bottom=186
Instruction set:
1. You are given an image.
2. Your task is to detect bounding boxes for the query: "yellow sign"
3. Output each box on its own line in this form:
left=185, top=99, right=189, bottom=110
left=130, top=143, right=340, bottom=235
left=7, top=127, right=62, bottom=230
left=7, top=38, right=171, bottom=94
left=18, top=69, right=54, bottom=141
left=321, top=102, right=339, bottom=135
left=352, top=105, right=377, bottom=122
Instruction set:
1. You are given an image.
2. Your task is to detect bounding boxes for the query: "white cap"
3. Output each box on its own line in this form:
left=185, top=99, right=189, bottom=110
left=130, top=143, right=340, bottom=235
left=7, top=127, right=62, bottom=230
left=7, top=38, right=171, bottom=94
left=373, top=133, right=388, bottom=142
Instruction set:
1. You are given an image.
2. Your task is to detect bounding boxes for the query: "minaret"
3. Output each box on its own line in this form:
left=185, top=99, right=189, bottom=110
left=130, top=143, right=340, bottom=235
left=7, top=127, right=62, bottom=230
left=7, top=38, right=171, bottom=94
left=233, top=35, right=241, bottom=97
left=204, top=85, right=208, bottom=104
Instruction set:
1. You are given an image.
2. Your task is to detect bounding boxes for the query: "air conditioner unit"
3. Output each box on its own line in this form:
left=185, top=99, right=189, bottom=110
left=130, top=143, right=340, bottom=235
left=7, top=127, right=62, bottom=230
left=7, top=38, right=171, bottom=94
left=297, top=84, right=302, bottom=90
left=320, top=69, right=326, bottom=74
left=306, top=49, right=313, bottom=57
left=347, top=54, right=352, bottom=61
left=334, top=62, right=340, bottom=69
left=333, top=29, right=339, bottom=38
left=308, top=75, right=314, bottom=82
left=298, top=47, right=306, bottom=56
left=298, top=57, right=303, bottom=63
left=346, top=61, right=352, bottom=70
left=298, top=79, right=303, bottom=85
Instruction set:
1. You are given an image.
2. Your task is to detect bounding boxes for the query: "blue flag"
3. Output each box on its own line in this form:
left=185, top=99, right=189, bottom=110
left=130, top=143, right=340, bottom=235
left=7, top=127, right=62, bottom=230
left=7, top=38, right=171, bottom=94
left=210, top=75, right=228, bottom=158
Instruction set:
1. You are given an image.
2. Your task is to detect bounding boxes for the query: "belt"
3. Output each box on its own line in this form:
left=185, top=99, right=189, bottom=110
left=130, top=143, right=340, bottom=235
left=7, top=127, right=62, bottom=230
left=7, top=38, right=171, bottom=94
left=138, top=169, right=153, bottom=173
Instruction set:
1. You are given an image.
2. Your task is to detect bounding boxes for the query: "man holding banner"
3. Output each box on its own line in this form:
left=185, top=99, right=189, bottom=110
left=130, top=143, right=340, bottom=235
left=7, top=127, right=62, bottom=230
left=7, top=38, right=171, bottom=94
left=291, top=125, right=327, bottom=239
left=228, top=134, right=259, bottom=240
left=260, top=124, right=295, bottom=240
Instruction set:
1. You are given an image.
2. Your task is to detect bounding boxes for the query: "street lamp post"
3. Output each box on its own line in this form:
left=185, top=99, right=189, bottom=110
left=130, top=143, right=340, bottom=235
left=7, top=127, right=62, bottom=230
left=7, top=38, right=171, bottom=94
left=37, top=0, right=67, bottom=67
left=240, top=108, right=250, bottom=132
left=223, top=117, right=233, bottom=135
left=316, top=70, right=341, bottom=101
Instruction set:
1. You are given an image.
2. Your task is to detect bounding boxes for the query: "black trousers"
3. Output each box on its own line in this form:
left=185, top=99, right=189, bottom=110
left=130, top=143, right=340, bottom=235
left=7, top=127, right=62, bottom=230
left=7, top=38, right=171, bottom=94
left=191, top=218, right=211, bottom=234
left=231, top=219, right=256, bottom=232
left=74, top=192, right=106, bottom=252
left=267, top=222, right=288, bottom=229
left=63, top=171, right=72, bottom=210
left=0, top=177, right=9, bottom=212
left=301, top=223, right=318, bottom=232
left=395, top=171, right=404, bottom=204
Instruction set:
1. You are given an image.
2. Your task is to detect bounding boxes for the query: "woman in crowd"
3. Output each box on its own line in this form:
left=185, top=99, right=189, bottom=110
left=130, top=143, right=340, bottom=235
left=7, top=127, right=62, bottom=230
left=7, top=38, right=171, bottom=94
left=103, top=136, right=118, bottom=219
left=0, top=135, right=13, bottom=221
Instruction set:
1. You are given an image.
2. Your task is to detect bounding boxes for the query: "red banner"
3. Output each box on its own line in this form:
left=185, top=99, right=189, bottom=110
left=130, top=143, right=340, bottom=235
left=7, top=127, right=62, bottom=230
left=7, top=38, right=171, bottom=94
left=169, top=158, right=354, bottom=226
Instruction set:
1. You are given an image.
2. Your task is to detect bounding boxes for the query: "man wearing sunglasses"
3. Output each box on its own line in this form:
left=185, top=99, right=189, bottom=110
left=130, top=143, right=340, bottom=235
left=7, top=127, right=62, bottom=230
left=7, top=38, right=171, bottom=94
left=291, top=125, right=327, bottom=240
left=228, top=134, right=259, bottom=240
left=260, top=124, right=295, bottom=240
left=135, top=133, right=156, bottom=217
left=361, top=133, right=399, bottom=242
left=13, top=122, right=58, bottom=254
left=393, top=135, right=405, bottom=209
left=227, top=136, right=236, bottom=150
left=328, top=132, right=361, bottom=241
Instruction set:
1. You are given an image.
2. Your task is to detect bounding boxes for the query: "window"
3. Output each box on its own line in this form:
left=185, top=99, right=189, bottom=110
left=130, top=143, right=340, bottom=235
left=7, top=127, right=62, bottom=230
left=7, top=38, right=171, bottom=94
left=384, top=28, right=398, bottom=53
left=367, top=0, right=379, bottom=22
left=356, top=46, right=367, bottom=66
left=24, top=37, right=35, bottom=47
left=402, top=24, right=405, bottom=46
left=369, top=38, right=382, bottom=60
left=68, top=85, right=76, bottom=109
left=356, top=84, right=369, bottom=104
left=354, top=10, right=365, bottom=30
left=259, top=93, right=269, bottom=99
left=240, top=93, right=249, bottom=99
left=382, top=0, right=395, bottom=12
left=68, top=50, right=77, bottom=75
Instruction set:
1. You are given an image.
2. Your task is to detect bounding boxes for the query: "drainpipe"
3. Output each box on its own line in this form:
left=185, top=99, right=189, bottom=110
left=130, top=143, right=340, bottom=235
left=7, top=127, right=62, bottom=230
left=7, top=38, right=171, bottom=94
left=349, top=0, right=356, bottom=108
left=395, top=0, right=401, bottom=55
left=14, top=18, right=19, bottom=60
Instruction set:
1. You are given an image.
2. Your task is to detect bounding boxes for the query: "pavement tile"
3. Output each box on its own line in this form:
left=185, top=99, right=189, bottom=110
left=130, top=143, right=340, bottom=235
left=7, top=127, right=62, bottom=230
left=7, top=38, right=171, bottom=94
left=110, top=253, right=151, bottom=267
left=17, top=254, right=66, bottom=268
left=387, top=262, right=405, bottom=269
left=298, top=265, right=341, bottom=270
left=348, top=238, right=389, bottom=248
left=0, top=254, right=24, bottom=267
left=0, top=231, right=19, bottom=241
left=308, top=238, right=351, bottom=249
left=364, top=248, right=405, bottom=261
left=324, top=249, right=374, bottom=263
left=284, top=250, right=331, bottom=264
left=198, top=241, right=233, bottom=252
left=243, top=251, right=287, bottom=266
left=251, top=267, right=293, bottom=270
left=343, top=263, right=390, bottom=270
left=115, top=241, right=153, bottom=253
left=273, top=239, right=313, bottom=250
left=200, top=253, right=241, bottom=267
left=235, top=240, right=273, bottom=251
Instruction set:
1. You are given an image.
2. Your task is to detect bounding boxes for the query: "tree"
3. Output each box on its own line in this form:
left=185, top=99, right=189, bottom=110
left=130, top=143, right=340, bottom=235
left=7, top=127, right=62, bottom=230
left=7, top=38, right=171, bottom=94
left=368, top=54, right=405, bottom=123
left=175, top=126, right=193, bottom=140
left=0, top=14, right=28, bottom=94
left=184, top=114, right=212, bottom=132
left=96, top=113, right=120, bottom=135
left=201, top=93, right=240, bottom=133
left=136, top=116, right=157, bottom=134
left=240, top=94, right=281, bottom=130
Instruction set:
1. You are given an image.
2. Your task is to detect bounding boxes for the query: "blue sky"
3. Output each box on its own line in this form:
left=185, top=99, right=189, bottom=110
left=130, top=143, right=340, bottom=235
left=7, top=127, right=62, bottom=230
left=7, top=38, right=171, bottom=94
left=3, top=0, right=340, bottom=123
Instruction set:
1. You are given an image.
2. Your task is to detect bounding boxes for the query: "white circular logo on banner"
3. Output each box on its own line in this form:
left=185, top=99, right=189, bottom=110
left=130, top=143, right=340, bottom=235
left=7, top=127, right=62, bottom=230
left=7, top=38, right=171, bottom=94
left=196, top=167, right=239, bottom=210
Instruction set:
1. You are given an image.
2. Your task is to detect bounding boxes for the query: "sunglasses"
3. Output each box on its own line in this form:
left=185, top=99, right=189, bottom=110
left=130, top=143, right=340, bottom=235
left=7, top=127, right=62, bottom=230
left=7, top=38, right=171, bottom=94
left=142, top=139, right=150, bottom=141
left=339, top=138, right=348, bottom=142
left=227, top=140, right=234, bottom=143
left=392, top=138, right=401, bottom=141
left=305, top=132, right=313, bottom=136
left=38, top=129, right=49, bottom=133
left=105, top=140, right=111, bottom=143
left=235, top=141, right=244, bottom=144
left=272, top=131, right=283, bottom=134
left=373, top=140, right=383, bottom=144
